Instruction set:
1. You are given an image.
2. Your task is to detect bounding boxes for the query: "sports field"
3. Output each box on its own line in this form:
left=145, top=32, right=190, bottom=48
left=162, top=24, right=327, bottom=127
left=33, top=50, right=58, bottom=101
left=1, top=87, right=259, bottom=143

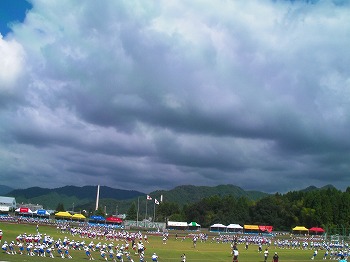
left=0, top=222, right=326, bottom=261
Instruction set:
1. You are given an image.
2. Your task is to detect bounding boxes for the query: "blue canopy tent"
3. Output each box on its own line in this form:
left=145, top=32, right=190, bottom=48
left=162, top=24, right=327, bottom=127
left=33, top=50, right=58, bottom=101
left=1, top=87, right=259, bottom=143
left=89, top=215, right=105, bottom=223
left=34, top=209, right=50, bottom=217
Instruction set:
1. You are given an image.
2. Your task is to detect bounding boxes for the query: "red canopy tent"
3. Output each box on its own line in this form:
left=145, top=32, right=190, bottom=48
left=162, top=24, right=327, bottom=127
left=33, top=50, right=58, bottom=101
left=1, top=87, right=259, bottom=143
left=106, top=216, right=123, bottom=224
left=309, top=227, right=325, bottom=234
left=259, top=225, right=273, bottom=233
left=15, top=207, right=33, bottom=214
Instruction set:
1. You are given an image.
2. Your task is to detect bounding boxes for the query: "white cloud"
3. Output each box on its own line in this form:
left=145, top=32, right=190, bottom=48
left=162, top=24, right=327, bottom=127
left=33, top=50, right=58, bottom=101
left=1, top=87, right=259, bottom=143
left=0, top=35, right=25, bottom=90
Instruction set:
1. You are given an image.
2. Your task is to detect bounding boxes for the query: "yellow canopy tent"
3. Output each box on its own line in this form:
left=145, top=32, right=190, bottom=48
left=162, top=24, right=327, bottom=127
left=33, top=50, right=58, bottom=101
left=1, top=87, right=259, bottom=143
left=55, top=211, right=72, bottom=218
left=292, top=226, right=309, bottom=235
left=244, top=225, right=260, bottom=230
left=292, top=226, right=309, bottom=231
left=244, top=225, right=259, bottom=233
left=72, top=213, right=86, bottom=220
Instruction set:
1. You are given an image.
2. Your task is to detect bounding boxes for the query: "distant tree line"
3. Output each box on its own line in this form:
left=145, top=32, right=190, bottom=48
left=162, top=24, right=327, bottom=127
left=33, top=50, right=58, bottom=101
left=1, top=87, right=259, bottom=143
left=127, top=187, right=350, bottom=230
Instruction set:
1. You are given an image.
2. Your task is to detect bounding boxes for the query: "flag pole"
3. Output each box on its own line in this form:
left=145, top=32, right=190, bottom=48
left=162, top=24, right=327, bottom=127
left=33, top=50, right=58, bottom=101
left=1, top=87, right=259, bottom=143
left=153, top=200, right=156, bottom=223
left=145, top=198, right=148, bottom=227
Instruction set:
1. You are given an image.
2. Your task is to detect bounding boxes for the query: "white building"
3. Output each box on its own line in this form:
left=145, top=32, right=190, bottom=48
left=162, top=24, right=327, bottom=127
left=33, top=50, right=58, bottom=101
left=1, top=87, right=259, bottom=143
left=0, top=196, right=17, bottom=212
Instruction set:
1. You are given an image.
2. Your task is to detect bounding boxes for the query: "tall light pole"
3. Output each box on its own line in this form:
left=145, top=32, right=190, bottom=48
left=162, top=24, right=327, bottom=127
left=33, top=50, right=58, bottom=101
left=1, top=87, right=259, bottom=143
left=95, top=185, right=100, bottom=211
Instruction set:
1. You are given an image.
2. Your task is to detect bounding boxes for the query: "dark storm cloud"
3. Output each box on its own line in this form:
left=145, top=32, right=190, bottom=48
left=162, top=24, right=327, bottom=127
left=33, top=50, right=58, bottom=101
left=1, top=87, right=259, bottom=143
left=0, top=0, right=350, bottom=193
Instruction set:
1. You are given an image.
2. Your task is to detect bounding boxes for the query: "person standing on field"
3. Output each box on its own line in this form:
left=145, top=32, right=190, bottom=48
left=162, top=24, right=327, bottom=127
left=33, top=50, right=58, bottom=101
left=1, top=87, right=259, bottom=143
left=264, top=248, right=269, bottom=262
left=232, top=248, right=239, bottom=262
left=273, top=252, right=279, bottom=262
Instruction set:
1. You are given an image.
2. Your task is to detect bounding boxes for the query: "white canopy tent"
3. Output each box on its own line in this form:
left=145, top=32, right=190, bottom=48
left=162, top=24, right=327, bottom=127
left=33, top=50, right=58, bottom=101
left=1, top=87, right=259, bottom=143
left=210, top=223, right=227, bottom=232
left=226, top=224, right=243, bottom=232
left=168, top=221, right=188, bottom=227
left=167, top=221, right=188, bottom=229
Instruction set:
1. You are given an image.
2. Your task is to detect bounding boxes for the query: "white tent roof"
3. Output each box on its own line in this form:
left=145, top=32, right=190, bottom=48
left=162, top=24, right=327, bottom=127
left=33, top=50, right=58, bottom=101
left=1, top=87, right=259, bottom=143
left=168, top=221, right=188, bottom=227
left=210, top=223, right=227, bottom=228
left=227, top=224, right=243, bottom=229
left=188, top=222, right=201, bottom=226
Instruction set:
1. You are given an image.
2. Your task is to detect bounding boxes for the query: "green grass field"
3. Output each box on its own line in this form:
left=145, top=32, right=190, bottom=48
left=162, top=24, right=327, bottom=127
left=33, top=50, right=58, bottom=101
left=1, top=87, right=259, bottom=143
left=0, top=222, right=325, bottom=262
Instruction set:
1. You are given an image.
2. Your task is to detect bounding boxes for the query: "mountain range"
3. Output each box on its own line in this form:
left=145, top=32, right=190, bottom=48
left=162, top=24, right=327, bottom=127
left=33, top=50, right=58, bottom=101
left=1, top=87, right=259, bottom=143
left=0, top=185, right=14, bottom=195
left=1, top=184, right=337, bottom=214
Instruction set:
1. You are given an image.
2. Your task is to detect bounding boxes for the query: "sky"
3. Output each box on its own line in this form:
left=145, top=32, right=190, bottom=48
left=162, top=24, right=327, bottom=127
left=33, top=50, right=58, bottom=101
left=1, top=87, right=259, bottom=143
left=0, top=0, right=350, bottom=194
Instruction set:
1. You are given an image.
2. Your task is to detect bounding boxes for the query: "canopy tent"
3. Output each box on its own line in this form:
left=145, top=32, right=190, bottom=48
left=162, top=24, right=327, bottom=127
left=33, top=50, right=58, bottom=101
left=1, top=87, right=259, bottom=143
left=168, top=221, right=188, bottom=227
left=292, top=226, right=309, bottom=231
left=244, top=225, right=259, bottom=231
left=15, top=207, right=33, bottom=214
left=167, top=221, right=188, bottom=230
left=309, top=227, right=325, bottom=234
left=259, top=225, right=273, bottom=233
left=34, top=209, right=50, bottom=216
left=292, top=226, right=309, bottom=235
left=188, top=222, right=201, bottom=230
left=89, top=215, right=105, bottom=221
left=226, top=224, right=243, bottom=232
left=210, top=223, right=227, bottom=232
left=55, top=211, right=72, bottom=218
left=72, top=213, right=86, bottom=220
left=106, top=216, right=123, bottom=224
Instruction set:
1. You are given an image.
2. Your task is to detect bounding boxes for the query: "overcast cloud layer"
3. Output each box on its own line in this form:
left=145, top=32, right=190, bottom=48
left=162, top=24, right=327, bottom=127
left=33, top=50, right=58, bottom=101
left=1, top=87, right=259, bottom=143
left=0, top=0, right=350, bottom=193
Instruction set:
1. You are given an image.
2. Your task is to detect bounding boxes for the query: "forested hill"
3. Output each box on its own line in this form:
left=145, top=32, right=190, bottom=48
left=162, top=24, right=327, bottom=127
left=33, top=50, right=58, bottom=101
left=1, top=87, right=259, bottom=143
left=3, top=184, right=269, bottom=211
left=7, top=185, right=144, bottom=199
left=6, top=186, right=145, bottom=210
left=180, top=185, right=350, bottom=230
left=149, top=184, right=269, bottom=205
left=0, top=185, right=14, bottom=195
left=3, top=184, right=337, bottom=215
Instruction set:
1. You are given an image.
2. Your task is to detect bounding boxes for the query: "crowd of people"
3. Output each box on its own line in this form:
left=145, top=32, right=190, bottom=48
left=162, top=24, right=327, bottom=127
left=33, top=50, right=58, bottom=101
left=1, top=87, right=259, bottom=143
left=2, top=215, right=349, bottom=262
left=0, top=224, right=171, bottom=262
left=1, top=232, right=152, bottom=261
